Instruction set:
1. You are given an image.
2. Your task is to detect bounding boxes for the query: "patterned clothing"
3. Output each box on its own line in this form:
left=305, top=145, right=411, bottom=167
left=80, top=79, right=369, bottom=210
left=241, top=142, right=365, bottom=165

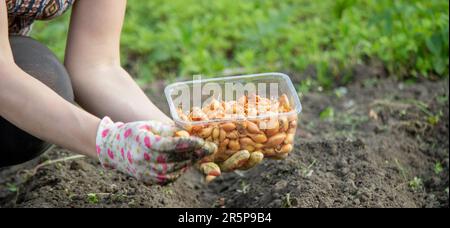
left=6, top=0, right=75, bottom=35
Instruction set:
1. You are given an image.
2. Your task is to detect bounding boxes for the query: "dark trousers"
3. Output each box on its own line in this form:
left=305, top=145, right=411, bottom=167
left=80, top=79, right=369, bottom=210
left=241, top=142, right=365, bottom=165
left=0, top=36, right=74, bottom=168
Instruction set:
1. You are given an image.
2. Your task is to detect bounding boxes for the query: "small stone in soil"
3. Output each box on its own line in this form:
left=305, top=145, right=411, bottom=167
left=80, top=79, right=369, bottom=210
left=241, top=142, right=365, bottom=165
left=275, top=180, right=288, bottom=191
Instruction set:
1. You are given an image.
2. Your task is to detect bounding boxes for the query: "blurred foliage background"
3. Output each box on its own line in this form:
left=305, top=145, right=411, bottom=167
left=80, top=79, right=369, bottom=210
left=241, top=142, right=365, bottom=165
left=32, top=0, right=449, bottom=87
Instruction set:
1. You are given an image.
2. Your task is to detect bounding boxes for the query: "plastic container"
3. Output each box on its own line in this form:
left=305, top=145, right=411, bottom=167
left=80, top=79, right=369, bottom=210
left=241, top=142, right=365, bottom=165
left=165, top=73, right=302, bottom=161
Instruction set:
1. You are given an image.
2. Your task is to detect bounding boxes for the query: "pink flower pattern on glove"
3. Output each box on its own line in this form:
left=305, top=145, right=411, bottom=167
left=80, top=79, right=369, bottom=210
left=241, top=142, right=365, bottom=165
left=96, top=117, right=216, bottom=185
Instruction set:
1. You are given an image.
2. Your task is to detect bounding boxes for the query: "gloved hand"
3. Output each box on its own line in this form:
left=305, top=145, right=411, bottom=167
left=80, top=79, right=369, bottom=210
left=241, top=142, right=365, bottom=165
left=96, top=117, right=217, bottom=185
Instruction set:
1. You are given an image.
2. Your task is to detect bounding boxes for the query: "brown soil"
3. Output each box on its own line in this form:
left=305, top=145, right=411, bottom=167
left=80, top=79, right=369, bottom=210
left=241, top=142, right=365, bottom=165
left=1, top=71, right=448, bottom=208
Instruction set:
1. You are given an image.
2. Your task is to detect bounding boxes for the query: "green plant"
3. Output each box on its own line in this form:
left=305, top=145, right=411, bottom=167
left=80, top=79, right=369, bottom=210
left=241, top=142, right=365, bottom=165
left=434, top=162, right=444, bottom=175
left=320, top=107, right=335, bottom=120
left=428, top=111, right=443, bottom=126
left=409, top=177, right=423, bottom=191
left=334, top=87, right=348, bottom=98
left=436, top=95, right=449, bottom=105
left=299, top=159, right=317, bottom=178
left=162, top=187, right=174, bottom=196
left=6, top=183, right=18, bottom=193
left=297, top=78, right=314, bottom=96
left=282, top=193, right=294, bottom=208
left=87, top=193, right=99, bottom=204
left=406, top=99, right=444, bottom=125
left=237, top=181, right=251, bottom=194
left=31, top=0, right=449, bottom=84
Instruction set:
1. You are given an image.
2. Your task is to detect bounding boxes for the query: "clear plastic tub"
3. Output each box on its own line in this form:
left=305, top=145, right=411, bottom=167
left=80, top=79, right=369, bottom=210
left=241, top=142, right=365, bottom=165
left=165, top=73, right=302, bottom=161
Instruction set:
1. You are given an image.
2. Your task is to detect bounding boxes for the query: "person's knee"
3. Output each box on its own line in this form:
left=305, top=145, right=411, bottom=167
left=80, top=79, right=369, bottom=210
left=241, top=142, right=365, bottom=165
left=9, top=36, right=74, bottom=103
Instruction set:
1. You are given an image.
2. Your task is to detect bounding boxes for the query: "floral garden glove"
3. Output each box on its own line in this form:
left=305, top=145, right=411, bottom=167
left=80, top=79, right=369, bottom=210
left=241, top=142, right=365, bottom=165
left=96, top=117, right=217, bottom=185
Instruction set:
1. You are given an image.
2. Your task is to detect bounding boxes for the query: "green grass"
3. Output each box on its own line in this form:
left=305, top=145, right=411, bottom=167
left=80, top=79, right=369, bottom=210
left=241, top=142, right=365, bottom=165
left=87, top=193, right=99, bottom=204
left=409, top=176, right=423, bottom=191
left=434, top=162, right=444, bottom=175
left=31, top=0, right=449, bottom=85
